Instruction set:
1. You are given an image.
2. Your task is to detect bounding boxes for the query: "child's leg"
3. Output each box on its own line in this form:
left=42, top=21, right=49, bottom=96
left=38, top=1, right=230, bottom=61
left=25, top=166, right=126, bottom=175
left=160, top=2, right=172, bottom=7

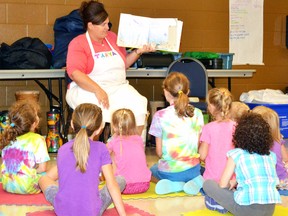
left=38, top=165, right=58, bottom=192
left=122, top=182, right=150, bottom=194
left=99, top=176, right=126, bottom=215
left=155, top=179, right=185, bottom=194
left=42, top=185, right=58, bottom=205
left=183, top=175, right=204, bottom=195
left=203, top=180, right=276, bottom=216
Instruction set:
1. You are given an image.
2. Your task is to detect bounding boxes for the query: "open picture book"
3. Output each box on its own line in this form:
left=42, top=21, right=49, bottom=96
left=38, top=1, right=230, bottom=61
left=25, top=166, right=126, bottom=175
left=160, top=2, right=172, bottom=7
left=117, top=13, right=183, bottom=52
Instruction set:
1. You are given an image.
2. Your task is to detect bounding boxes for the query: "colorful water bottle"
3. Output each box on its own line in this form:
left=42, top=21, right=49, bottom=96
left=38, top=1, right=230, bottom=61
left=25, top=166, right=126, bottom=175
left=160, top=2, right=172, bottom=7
left=46, top=110, right=63, bottom=153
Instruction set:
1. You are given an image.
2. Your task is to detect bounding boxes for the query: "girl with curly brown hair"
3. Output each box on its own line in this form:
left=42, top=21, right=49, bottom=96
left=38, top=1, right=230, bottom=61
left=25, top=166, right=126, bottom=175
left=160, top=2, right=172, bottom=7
left=203, top=112, right=281, bottom=216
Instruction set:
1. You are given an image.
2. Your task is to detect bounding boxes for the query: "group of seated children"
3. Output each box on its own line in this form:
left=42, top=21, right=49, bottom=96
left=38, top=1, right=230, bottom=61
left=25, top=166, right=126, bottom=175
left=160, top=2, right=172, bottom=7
left=1, top=72, right=288, bottom=216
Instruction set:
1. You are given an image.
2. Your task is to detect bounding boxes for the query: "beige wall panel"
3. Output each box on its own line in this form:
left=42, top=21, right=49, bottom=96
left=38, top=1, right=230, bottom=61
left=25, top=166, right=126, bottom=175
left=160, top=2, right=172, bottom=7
left=65, top=0, right=85, bottom=6
left=203, top=0, right=228, bottom=12
left=0, top=24, right=27, bottom=44
left=28, top=24, right=54, bottom=44
left=27, top=0, right=65, bottom=4
left=0, top=86, right=7, bottom=106
left=46, top=5, right=77, bottom=25
left=7, top=4, right=46, bottom=24
left=0, top=0, right=25, bottom=2
left=264, top=0, right=288, bottom=13
left=0, top=80, right=26, bottom=86
left=0, top=4, right=6, bottom=23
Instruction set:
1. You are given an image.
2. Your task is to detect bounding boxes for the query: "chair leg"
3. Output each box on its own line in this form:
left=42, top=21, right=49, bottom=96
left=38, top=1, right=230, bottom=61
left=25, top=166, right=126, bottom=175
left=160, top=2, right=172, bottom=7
left=63, top=106, right=73, bottom=143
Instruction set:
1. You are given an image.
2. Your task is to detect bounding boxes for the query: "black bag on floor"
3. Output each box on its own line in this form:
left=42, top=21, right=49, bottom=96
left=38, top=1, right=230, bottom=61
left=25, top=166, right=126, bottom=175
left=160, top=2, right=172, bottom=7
left=0, top=37, right=52, bottom=69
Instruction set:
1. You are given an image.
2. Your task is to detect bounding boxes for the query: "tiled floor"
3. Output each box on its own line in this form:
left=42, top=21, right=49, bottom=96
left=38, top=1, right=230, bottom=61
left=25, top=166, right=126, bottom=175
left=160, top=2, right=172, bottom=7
left=0, top=147, right=288, bottom=216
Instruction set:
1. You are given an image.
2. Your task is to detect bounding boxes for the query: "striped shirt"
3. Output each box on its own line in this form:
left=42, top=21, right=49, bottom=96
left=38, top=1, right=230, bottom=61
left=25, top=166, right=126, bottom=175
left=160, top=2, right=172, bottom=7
left=228, top=148, right=281, bottom=205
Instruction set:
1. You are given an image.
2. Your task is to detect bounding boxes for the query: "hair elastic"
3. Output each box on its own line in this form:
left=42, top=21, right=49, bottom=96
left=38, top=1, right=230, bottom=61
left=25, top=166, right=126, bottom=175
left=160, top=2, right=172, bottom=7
left=81, top=125, right=87, bottom=129
left=10, top=123, right=15, bottom=128
left=178, top=90, right=183, bottom=95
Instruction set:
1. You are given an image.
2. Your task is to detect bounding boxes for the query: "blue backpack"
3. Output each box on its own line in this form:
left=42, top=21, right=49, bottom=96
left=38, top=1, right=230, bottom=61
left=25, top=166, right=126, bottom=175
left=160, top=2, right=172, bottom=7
left=52, top=9, right=85, bottom=69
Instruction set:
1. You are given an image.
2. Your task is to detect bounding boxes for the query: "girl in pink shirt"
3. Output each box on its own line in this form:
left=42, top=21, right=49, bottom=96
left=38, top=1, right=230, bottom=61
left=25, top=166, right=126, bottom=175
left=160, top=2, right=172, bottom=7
left=199, top=88, right=236, bottom=182
left=107, top=108, right=151, bottom=194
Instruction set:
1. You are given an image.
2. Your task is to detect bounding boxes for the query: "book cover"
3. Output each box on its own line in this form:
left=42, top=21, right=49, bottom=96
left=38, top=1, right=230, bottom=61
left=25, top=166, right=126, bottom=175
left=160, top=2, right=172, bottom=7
left=117, top=13, right=183, bottom=52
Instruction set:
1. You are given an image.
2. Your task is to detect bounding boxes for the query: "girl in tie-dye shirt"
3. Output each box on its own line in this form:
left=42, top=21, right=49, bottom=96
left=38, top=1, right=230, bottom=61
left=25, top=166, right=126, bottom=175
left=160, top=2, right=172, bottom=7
left=149, top=72, right=204, bottom=195
left=0, top=100, right=50, bottom=194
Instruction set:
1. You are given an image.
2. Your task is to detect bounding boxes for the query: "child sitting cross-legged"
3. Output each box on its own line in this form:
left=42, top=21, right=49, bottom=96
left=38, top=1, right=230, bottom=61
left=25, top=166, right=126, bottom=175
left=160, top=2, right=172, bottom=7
left=0, top=100, right=49, bottom=194
left=252, top=105, right=288, bottom=196
left=149, top=72, right=204, bottom=195
left=203, top=112, right=281, bottom=215
left=106, top=108, right=151, bottom=194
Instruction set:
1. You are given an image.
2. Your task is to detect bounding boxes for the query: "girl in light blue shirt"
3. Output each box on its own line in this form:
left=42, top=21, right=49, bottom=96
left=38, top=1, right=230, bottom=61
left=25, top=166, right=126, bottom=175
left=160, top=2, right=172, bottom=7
left=203, top=112, right=281, bottom=216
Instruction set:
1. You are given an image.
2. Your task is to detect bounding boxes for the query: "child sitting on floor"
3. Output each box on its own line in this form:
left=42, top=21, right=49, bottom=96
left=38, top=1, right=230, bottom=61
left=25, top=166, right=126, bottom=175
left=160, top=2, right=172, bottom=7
left=252, top=105, right=288, bottom=196
left=0, top=100, right=50, bottom=194
left=39, top=103, right=128, bottom=215
left=149, top=72, right=204, bottom=195
left=107, top=108, right=151, bottom=194
left=203, top=112, right=281, bottom=215
left=199, top=87, right=236, bottom=183
left=228, top=101, right=250, bottom=122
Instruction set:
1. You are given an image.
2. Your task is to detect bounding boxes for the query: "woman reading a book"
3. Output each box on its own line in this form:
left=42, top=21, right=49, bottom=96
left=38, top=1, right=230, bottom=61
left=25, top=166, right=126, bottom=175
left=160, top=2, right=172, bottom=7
left=66, top=0, right=155, bottom=135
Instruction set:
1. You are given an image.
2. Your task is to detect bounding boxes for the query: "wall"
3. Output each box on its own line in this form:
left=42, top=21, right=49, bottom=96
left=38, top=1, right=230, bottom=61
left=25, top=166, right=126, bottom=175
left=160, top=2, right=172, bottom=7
left=0, top=0, right=288, bottom=134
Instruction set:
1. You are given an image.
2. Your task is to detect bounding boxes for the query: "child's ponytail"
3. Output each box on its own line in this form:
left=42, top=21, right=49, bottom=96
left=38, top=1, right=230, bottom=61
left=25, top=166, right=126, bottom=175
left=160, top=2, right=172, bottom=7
left=72, top=103, right=102, bottom=173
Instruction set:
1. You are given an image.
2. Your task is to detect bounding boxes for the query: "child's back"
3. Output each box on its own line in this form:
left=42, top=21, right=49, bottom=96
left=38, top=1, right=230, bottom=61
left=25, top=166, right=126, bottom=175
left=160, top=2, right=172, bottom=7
left=0, top=100, right=49, bottom=194
left=108, top=108, right=151, bottom=194
left=199, top=88, right=235, bottom=182
left=107, top=135, right=151, bottom=184
left=200, top=120, right=235, bottom=181
left=55, top=138, right=110, bottom=215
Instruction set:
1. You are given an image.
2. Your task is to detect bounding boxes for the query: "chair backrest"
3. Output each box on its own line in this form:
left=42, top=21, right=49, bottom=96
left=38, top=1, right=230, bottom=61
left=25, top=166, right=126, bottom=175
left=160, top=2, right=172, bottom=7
left=166, top=57, right=208, bottom=100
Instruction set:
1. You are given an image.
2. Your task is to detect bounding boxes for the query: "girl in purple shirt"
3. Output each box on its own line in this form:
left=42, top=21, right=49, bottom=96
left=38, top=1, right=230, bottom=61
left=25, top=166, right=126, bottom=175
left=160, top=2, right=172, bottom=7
left=39, top=103, right=127, bottom=216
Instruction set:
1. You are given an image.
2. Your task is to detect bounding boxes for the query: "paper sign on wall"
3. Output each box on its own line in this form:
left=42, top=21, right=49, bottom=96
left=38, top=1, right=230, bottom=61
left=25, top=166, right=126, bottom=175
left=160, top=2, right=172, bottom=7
left=229, top=0, right=264, bottom=65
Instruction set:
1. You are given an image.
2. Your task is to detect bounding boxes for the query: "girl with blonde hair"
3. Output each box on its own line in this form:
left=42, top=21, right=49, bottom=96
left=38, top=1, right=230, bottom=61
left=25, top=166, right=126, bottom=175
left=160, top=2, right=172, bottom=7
left=228, top=101, right=250, bottom=122
left=252, top=105, right=288, bottom=195
left=39, top=103, right=128, bottom=216
left=107, top=108, right=151, bottom=194
left=199, top=87, right=235, bottom=182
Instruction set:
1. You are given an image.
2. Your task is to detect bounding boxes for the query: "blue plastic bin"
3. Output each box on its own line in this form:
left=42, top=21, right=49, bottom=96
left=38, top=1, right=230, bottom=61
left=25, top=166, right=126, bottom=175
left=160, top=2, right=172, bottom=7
left=246, top=103, right=288, bottom=138
left=218, top=53, right=234, bottom=69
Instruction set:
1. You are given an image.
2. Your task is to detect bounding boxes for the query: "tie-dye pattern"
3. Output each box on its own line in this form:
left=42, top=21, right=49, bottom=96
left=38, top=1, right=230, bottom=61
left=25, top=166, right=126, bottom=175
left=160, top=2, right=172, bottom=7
left=1, top=132, right=50, bottom=194
left=149, top=105, right=204, bottom=172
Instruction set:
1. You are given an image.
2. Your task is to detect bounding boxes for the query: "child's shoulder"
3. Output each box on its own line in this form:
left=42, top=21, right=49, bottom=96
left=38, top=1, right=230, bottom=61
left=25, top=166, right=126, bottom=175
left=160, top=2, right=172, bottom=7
left=19, top=132, right=45, bottom=142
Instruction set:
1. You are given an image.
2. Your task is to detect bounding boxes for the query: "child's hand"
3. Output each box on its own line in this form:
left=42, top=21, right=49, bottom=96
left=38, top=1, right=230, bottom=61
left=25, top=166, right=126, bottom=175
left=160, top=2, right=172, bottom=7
left=229, top=179, right=237, bottom=190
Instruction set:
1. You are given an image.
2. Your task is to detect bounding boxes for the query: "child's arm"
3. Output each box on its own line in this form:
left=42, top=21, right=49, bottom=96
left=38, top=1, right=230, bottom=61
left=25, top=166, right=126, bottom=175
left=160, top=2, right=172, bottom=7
left=38, top=165, right=58, bottom=193
left=36, top=161, right=47, bottom=173
left=219, top=157, right=236, bottom=189
left=281, top=144, right=288, bottom=163
left=155, top=137, right=163, bottom=158
left=102, top=164, right=126, bottom=216
left=198, top=141, right=208, bottom=161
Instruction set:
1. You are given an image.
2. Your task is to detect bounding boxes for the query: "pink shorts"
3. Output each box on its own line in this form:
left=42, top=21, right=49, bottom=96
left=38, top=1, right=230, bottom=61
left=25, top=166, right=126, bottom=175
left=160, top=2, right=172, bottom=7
left=122, top=182, right=150, bottom=194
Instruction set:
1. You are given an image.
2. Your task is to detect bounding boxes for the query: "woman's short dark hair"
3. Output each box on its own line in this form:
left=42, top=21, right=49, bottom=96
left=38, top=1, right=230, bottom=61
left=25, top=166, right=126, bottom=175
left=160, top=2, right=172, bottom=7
left=233, top=112, right=273, bottom=155
left=80, top=0, right=108, bottom=29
